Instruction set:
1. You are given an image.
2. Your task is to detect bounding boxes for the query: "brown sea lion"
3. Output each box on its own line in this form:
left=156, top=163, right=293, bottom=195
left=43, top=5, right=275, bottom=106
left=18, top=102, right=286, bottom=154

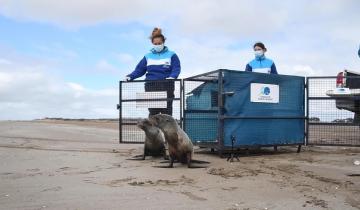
left=136, top=118, right=167, bottom=160
left=149, top=114, right=199, bottom=168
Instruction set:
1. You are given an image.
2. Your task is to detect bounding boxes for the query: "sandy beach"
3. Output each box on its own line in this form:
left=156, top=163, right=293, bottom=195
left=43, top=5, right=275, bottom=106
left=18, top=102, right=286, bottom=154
left=0, top=120, right=359, bottom=210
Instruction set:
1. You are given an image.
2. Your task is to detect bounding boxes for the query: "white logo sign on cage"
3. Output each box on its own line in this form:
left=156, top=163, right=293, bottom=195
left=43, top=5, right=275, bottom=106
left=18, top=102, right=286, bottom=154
left=250, top=83, right=279, bottom=103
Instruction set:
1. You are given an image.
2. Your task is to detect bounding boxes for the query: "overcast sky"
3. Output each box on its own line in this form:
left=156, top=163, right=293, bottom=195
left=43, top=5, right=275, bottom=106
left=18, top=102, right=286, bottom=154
left=0, top=0, right=359, bottom=120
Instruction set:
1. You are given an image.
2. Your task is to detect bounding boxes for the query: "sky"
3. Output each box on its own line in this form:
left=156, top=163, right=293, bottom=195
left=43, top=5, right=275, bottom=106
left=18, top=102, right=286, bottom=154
left=0, top=0, right=359, bottom=120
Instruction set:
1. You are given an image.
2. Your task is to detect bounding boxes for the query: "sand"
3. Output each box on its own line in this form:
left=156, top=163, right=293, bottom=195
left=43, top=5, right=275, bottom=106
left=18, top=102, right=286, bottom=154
left=0, top=120, right=359, bottom=210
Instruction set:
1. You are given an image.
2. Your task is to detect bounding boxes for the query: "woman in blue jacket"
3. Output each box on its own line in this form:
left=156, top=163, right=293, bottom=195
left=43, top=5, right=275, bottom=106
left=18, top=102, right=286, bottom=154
left=126, top=28, right=181, bottom=116
left=245, top=42, right=277, bottom=74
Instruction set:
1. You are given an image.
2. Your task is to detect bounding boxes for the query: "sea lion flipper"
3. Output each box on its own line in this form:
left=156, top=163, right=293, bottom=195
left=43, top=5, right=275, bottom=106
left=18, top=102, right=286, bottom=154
left=142, top=147, right=146, bottom=160
left=126, top=153, right=147, bottom=161
left=152, top=164, right=207, bottom=168
left=132, top=154, right=143, bottom=158
left=159, top=159, right=180, bottom=164
left=126, top=157, right=146, bottom=161
left=152, top=165, right=174, bottom=168
left=169, top=156, right=175, bottom=168
left=190, top=159, right=210, bottom=164
left=188, top=165, right=208, bottom=169
left=187, top=153, right=192, bottom=168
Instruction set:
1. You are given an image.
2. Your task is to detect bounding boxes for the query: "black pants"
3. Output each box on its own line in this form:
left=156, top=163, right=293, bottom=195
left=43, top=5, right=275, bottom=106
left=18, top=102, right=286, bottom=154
left=144, top=81, right=175, bottom=116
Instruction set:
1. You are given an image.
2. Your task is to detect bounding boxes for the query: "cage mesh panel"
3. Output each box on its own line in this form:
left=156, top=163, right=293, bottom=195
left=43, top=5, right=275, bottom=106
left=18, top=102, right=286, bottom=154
left=120, top=80, right=181, bottom=143
left=308, top=78, right=335, bottom=98
left=184, top=80, right=219, bottom=143
left=307, top=77, right=360, bottom=146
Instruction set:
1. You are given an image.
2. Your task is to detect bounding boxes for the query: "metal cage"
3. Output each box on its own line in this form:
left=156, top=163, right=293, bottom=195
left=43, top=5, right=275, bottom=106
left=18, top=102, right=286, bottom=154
left=117, top=71, right=360, bottom=155
left=183, top=69, right=306, bottom=155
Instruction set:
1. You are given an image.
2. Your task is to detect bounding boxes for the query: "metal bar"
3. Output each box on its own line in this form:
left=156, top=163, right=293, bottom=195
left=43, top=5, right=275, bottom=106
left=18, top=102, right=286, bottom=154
left=306, top=76, right=337, bottom=79
left=119, top=81, right=122, bottom=144
left=218, top=70, right=224, bottom=149
left=307, top=143, right=360, bottom=147
left=120, top=141, right=144, bottom=144
left=183, top=80, right=186, bottom=132
left=184, top=69, right=221, bottom=80
left=180, top=80, right=183, bottom=129
left=302, top=78, right=306, bottom=146
left=306, top=77, right=309, bottom=146
left=307, top=76, right=360, bottom=79
left=121, top=122, right=139, bottom=125
left=185, top=118, right=219, bottom=121
left=121, top=79, right=182, bottom=83
left=212, top=143, right=305, bottom=150
left=220, top=116, right=307, bottom=119
left=307, top=97, right=334, bottom=100
left=184, top=110, right=218, bottom=113
left=183, top=78, right=218, bottom=82
left=121, top=98, right=181, bottom=102
left=308, top=122, right=360, bottom=126
left=194, top=141, right=218, bottom=146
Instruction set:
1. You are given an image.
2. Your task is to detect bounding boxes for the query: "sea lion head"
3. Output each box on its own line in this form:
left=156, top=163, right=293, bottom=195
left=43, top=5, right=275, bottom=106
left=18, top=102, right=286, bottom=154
left=137, top=118, right=153, bottom=130
left=149, top=114, right=177, bottom=130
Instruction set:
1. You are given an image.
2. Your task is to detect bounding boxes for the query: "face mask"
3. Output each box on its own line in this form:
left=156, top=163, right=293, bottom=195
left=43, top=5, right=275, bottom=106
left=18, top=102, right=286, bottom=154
left=255, top=50, right=264, bottom=58
left=153, top=44, right=164, bottom=52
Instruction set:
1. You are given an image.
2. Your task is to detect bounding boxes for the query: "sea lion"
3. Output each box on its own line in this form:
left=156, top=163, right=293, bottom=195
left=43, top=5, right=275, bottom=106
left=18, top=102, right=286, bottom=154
left=149, top=114, right=201, bottom=168
left=136, top=118, right=167, bottom=160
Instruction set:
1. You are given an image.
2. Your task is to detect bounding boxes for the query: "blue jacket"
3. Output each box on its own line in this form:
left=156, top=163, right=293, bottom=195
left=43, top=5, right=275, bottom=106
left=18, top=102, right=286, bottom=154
left=245, top=55, right=277, bottom=74
left=127, top=46, right=181, bottom=80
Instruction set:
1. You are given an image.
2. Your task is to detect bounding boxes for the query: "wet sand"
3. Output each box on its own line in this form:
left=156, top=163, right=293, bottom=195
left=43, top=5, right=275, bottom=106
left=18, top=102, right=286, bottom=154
left=0, top=120, right=359, bottom=210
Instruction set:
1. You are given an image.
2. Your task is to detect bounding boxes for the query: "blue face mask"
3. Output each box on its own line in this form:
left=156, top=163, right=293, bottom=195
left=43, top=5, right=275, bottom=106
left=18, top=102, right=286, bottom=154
left=255, top=50, right=264, bottom=58
left=153, top=44, right=164, bottom=52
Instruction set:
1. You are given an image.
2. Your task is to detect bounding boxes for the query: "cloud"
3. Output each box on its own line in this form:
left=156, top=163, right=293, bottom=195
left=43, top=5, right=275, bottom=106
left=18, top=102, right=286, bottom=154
left=169, top=38, right=248, bottom=77
left=1, top=0, right=359, bottom=38
left=170, top=36, right=342, bottom=78
left=0, top=1, right=287, bottom=36
left=288, top=65, right=317, bottom=76
left=35, top=43, right=79, bottom=59
left=116, top=53, right=135, bottom=65
left=0, top=0, right=169, bottom=28
left=0, top=58, right=12, bottom=65
left=0, top=54, right=118, bottom=120
left=0, top=0, right=360, bottom=120
left=2, top=1, right=359, bottom=76
left=68, top=82, right=85, bottom=92
left=0, top=72, right=12, bottom=88
left=95, top=59, right=120, bottom=74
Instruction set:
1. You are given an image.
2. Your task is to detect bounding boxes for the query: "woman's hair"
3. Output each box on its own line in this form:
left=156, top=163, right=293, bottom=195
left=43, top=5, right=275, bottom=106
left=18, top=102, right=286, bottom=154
left=150, top=27, right=166, bottom=42
left=253, top=42, right=266, bottom=50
